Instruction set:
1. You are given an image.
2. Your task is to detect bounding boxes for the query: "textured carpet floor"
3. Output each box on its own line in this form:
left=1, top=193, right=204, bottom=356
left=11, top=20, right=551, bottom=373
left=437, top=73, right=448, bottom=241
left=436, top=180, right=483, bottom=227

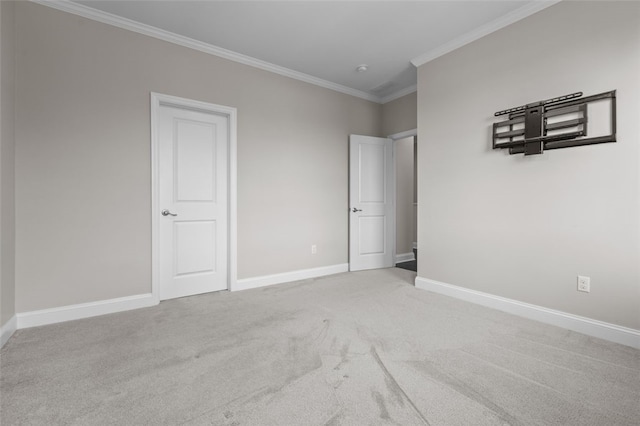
left=1, top=268, right=639, bottom=425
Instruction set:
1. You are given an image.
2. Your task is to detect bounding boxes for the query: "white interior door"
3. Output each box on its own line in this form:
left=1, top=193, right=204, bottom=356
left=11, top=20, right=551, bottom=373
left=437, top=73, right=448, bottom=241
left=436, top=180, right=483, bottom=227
left=349, top=135, right=395, bottom=271
left=158, top=104, right=228, bottom=300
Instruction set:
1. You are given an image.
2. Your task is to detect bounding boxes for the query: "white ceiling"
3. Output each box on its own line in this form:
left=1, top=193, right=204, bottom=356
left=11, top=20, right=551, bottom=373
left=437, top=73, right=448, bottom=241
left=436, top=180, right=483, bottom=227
left=67, top=1, right=557, bottom=103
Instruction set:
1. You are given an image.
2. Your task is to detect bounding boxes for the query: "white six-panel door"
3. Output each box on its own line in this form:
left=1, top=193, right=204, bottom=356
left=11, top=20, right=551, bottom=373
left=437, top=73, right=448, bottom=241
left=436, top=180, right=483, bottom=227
left=349, top=135, right=395, bottom=271
left=158, top=104, right=228, bottom=300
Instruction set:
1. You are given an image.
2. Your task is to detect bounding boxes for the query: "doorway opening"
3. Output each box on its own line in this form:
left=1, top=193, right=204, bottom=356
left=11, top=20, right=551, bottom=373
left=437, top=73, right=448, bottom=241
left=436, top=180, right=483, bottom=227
left=150, top=93, right=238, bottom=302
left=348, top=129, right=417, bottom=273
left=390, top=130, right=417, bottom=273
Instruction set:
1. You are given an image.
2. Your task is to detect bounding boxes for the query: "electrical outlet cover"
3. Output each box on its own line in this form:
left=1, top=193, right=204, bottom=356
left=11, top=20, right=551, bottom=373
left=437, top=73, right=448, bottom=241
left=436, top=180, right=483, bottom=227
left=577, top=275, right=590, bottom=293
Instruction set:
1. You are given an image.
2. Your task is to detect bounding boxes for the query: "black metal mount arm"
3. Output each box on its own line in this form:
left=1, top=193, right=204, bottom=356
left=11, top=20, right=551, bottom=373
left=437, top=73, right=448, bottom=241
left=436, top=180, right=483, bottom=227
left=492, top=90, right=616, bottom=156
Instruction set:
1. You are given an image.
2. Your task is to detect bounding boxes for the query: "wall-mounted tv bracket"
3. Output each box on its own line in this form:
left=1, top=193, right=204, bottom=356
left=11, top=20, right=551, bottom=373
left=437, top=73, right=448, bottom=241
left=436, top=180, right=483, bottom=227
left=492, top=90, right=616, bottom=155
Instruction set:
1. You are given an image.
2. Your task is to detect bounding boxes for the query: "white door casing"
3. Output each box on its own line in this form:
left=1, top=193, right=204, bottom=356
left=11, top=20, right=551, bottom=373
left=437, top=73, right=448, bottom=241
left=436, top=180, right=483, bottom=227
left=349, top=135, right=395, bottom=271
left=151, top=93, right=237, bottom=301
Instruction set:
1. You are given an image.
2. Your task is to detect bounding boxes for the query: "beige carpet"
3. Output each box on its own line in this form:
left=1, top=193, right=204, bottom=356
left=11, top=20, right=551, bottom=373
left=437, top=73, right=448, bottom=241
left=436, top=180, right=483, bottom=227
left=1, top=268, right=639, bottom=425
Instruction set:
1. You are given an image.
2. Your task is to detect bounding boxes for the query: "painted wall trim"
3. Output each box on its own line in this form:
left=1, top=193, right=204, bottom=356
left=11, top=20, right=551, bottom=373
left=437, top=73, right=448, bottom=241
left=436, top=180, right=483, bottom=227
left=16, top=294, right=158, bottom=329
left=234, top=263, right=348, bottom=292
left=388, top=128, right=417, bottom=141
left=415, top=277, right=640, bottom=349
left=396, top=252, right=415, bottom=263
left=1, top=315, right=17, bottom=348
left=30, top=0, right=384, bottom=103
left=411, top=1, right=561, bottom=67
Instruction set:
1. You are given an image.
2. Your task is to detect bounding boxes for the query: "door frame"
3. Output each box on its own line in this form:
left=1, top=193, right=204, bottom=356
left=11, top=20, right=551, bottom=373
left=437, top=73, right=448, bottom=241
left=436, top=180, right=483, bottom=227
left=150, top=92, right=237, bottom=301
left=348, top=135, right=396, bottom=271
left=388, top=128, right=417, bottom=267
left=347, top=129, right=418, bottom=271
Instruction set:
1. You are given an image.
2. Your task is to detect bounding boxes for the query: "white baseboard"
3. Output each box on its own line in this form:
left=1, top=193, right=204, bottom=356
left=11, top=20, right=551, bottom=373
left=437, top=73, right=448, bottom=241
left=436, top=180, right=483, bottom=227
left=17, top=293, right=159, bottom=329
left=396, top=252, right=416, bottom=263
left=415, top=277, right=640, bottom=349
left=1, top=315, right=17, bottom=348
left=234, top=263, right=349, bottom=292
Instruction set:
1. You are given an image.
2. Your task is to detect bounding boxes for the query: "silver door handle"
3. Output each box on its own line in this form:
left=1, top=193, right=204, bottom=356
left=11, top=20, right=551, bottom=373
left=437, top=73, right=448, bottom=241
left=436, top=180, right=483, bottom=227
left=161, top=209, right=177, bottom=217
left=351, top=207, right=362, bottom=213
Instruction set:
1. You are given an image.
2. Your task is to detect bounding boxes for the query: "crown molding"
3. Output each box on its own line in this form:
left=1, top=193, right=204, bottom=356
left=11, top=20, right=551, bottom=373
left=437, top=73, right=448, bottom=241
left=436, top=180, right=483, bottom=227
left=31, top=0, right=381, bottom=103
left=411, top=0, right=561, bottom=67
left=30, top=1, right=557, bottom=105
left=380, top=84, right=417, bottom=104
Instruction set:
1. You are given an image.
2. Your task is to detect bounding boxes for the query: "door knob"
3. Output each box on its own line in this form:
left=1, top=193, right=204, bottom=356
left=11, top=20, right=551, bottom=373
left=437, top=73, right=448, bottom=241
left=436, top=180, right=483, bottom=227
left=351, top=207, right=362, bottom=213
left=161, top=209, right=177, bottom=217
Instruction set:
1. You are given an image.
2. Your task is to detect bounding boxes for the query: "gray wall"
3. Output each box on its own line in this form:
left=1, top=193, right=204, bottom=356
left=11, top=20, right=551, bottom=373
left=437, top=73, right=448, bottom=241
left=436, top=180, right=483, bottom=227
left=14, top=2, right=382, bottom=313
left=417, top=1, right=640, bottom=329
left=1, top=0, right=16, bottom=328
left=382, top=92, right=417, bottom=137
